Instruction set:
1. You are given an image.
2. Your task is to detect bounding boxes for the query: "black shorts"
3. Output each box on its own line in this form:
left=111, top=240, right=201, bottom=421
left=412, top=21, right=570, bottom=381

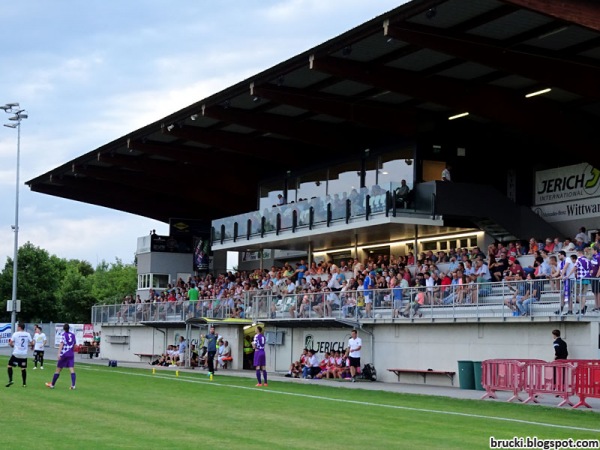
left=8, top=355, right=27, bottom=368
left=349, top=356, right=361, bottom=368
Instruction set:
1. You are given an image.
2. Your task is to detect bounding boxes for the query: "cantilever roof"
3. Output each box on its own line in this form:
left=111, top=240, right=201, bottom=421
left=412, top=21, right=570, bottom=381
left=26, top=0, right=600, bottom=225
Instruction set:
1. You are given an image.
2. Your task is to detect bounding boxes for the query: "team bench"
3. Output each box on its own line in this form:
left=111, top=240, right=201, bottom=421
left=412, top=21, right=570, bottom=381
left=135, top=353, right=159, bottom=362
left=388, top=368, right=456, bottom=386
left=77, top=345, right=100, bottom=358
left=220, top=356, right=233, bottom=369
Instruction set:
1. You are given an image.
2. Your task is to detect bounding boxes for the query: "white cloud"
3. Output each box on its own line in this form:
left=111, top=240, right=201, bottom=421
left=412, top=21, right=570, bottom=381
left=0, top=1, right=406, bottom=266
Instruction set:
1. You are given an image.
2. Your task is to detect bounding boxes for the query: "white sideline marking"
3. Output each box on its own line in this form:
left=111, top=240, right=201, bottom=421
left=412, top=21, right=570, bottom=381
left=78, top=366, right=600, bottom=433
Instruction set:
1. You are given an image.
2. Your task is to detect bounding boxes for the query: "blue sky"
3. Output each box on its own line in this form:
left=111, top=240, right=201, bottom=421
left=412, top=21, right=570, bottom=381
left=0, top=0, right=405, bottom=267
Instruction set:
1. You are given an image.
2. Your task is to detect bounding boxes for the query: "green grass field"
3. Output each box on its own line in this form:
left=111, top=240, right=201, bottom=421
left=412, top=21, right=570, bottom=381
left=1, top=357, right=598, bottom=449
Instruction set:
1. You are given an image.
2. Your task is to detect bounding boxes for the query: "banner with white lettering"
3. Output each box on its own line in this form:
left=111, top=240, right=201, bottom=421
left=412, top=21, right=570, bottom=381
left=0, top=323, right=11, bottom=347
left=535, top=163, right=600, bottom=206
left=303, top=330, right=350, bottom=355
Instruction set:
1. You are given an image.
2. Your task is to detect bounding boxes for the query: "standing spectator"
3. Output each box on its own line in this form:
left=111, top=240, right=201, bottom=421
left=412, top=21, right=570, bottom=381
left=555, top=251, right=575, bottom=315
left=177, top=336, right=188, bottom=367
left=441, top=163, right=452, bottom=181
left=204, top=326, right=218, bottom=377
left=6, top=322, right=33, bottom=387
left=589, top=245, right=600, bottom=312
left=45, top=323, right=77, bottom=390
left=363, top=271, right=375, bottom=318
left=32, top=324, right=47, bottom=370
left=574, top=227, right=589, bottom=246
left=252, top=326, right=267, bottom=387
left=345, top=329, right=362, bottom=382
left=552, top=329, right=568, bottom=360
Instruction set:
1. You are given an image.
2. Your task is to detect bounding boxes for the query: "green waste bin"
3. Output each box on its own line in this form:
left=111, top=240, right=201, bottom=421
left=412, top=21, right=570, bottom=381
left=458, top=360, right=475, bottom=390
left=473, top=361, right=485, bottom=391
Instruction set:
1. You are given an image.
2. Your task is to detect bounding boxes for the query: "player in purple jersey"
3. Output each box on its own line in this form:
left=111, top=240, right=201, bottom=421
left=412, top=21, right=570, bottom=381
left=252, top=326, right=267, bottom=387
left=45, top=323, right=77, bottom=390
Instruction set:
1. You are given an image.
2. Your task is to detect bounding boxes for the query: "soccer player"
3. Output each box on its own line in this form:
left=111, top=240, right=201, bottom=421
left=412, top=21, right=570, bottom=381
left=253, top=326, right=267, bottom=387
left=46, top=323, right=77, bottom=390
left=32, top=324, right=48, bottom=369
left=6, top=322, right=33, bottom=387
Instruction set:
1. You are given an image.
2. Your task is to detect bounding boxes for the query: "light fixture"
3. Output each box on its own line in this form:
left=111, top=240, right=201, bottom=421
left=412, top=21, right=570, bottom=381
left=252, top=96, right=261, bottom=103
left=425, top=7, right=437, bottom=19
left=166, top=124, right=175, bottom=131
left=222, top=100, right=231, bottom=109
left=525, top=88, right=551, bottom=98
left=538, top=26, right=567, bottom=40
left=190, top=114, right=198, bottom=121
left=3, top=102, right=27, bottom=334
left=448, top=112, right=469, bottom=120
left=405, top=159, right=413, bottom=165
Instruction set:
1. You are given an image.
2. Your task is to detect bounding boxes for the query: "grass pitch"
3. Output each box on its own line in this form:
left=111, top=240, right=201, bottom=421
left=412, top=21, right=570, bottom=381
left=1, top=357, right=598, bottom=449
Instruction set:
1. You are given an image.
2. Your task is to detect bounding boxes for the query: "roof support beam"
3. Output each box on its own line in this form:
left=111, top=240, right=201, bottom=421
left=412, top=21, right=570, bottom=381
left=201, top=104, right=367, bottom=151
left=161, top=125, right=316, bottom=160
left=501, top=0, right=600, bottom=32
left=384, top=21, right=600, bottom=100
left=309, top=54, right=596, bottom=154
left=251, top=83, right=417, bottom=135
left=96, top=152, right=252, bottom=195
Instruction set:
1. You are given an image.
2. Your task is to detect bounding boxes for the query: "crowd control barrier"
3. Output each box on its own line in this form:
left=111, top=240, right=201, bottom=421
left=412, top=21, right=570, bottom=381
left=480, top=359, right=545, bottom=402
left=522, top=360, right=576, bottom=407
left=482, top=359, right=600, bottom=408
left=572, top=360, right=600, bottom=409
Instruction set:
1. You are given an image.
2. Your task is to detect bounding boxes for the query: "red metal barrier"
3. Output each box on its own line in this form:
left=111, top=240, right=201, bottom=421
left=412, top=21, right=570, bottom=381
left=480, top=359, right=545, bottom=402
left=572, top=360, right=600, bottom=409
left=523, top=361, right=576, bottom=407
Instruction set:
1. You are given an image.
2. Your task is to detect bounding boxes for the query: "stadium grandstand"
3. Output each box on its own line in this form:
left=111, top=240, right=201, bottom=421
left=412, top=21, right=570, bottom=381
left=25, top=0, right=600, bottom=382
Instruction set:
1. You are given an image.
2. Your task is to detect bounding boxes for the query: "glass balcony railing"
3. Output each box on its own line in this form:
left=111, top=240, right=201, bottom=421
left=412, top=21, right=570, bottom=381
left=212, top=182, right=431, bottom=245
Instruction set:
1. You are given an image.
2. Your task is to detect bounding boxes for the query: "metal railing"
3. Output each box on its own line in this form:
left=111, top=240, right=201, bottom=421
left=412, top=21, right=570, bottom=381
left=92, top=278, right=599, bottom=325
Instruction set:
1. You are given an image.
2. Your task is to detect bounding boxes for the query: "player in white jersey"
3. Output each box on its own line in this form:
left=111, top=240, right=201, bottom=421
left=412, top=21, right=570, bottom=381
left=6, top=322, right=33, bottom=387
left=32, top=324, right=48, bottom=369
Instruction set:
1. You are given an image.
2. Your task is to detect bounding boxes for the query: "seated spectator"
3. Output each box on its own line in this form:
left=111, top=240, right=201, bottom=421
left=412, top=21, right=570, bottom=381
left=190, top=345, right=199, bottom=368
left=217, top=339, right=232, bottom=369
left=402, top=289, right=425, bottom=318
left=503, top=257, right=525, bottom=281
left=504, top=272, right=526, bottom=313
left=314, top=352, right=333, bottom=379
left=516, top=273, right=542, bottom=316
left=562, top=239, right=575, bottom=251
left=544, top=238, right=555, bottom=254
left=285, top=348, right=308, bottom=378
left=394, top=179, right=411, bottom=208
left=490, top=252, right=508, bottom=281
left=302, top=349, right=321, bottom=379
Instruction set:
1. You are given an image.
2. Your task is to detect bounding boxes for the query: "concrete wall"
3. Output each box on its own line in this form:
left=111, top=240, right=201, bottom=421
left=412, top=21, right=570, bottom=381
left=97, top=321, right=600, bottom=386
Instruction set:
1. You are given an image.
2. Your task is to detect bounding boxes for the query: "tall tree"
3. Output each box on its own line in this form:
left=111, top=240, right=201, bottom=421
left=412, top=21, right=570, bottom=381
left=0, top=242, right=64, bottom=323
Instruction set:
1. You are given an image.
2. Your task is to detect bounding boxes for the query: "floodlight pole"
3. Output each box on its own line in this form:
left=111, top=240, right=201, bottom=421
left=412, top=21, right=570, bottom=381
left=3, top=103, right=27, bottom=333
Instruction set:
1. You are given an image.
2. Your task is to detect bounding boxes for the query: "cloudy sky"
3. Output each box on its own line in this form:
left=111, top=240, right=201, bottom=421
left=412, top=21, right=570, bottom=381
left=0, top=0, right=405, bottom=267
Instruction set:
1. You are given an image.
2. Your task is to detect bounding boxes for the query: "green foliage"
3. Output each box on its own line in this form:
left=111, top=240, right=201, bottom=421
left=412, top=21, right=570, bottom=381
left=0, top=244, right=136, bottom=323
left=90, top=258, right=137, bottom=304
